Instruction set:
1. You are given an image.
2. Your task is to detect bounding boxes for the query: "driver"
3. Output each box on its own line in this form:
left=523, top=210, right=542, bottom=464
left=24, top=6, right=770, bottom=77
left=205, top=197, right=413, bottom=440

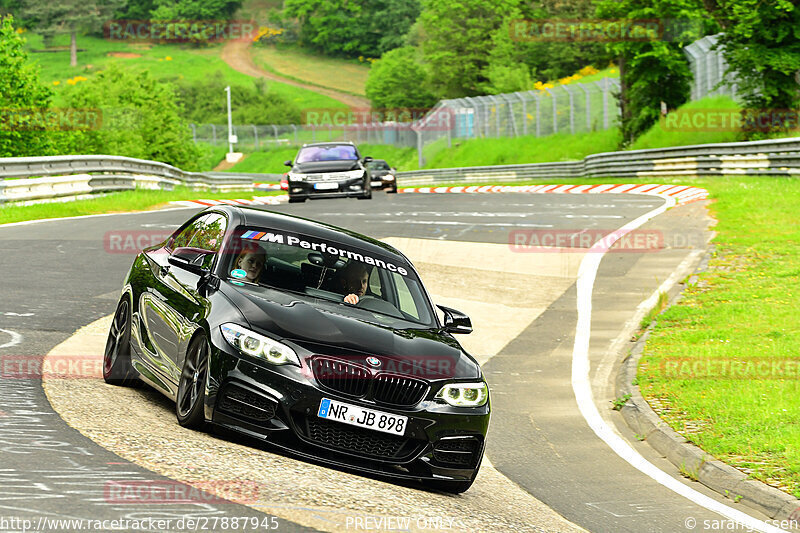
left=336, top=261, right=369, bottom=304
left=234, top=243, right=267, bottom=283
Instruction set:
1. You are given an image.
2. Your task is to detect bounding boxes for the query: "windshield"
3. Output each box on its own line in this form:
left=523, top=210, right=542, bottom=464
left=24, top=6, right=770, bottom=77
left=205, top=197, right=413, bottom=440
left=367, top=161, right=390, bottom=170
left=224, top=227, right=436, bottom=327
left=296, top=145, right=358, bottom=163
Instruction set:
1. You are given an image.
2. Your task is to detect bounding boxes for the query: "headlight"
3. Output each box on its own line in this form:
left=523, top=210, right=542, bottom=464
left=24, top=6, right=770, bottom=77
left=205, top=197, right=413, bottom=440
left=288, top=173, right=307, bottom=182
left=435, top=382, right=489, bottom=407
left=385, top=174, right=395, bottom=181
left=220, top=323, right=300, bottom=366
left=344, top=170, right=366, bottom=179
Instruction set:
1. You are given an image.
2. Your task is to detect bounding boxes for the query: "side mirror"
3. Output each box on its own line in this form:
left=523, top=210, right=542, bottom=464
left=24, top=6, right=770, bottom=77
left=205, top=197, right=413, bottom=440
left=284, top=160, right=293, bottom=167
left=437, top=305, right=472, bottom=334
left=362, top=156, right=373, bottom=163
left=168, top=247, right=214, bottom=276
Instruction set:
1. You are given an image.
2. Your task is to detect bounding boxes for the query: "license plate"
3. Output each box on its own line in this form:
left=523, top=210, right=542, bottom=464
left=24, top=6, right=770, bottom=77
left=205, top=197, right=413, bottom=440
left=370, top=181, right=382, bottom=186
left=318, top=398, right=407, bottom=436
left=314, top=182, right=338, bottom=190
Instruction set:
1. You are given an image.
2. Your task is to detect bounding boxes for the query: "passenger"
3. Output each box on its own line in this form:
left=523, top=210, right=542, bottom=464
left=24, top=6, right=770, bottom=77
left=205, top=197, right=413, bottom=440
left=234, top=243, right=267, bottom=283
left=336, top=261, right=370, bottom=304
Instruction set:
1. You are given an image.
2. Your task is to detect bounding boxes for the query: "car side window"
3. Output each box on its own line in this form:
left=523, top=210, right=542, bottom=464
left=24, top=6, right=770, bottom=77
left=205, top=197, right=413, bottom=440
left=187, top=214, right=227, bottom=253
left=170, top=215, right=207, bottom=250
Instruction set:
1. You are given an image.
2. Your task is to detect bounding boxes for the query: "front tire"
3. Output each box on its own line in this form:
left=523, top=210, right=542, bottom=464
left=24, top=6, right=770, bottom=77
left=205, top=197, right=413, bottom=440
left=103, top=298, right=139, bottom=386
left=176, top=334, right=209, bottom=429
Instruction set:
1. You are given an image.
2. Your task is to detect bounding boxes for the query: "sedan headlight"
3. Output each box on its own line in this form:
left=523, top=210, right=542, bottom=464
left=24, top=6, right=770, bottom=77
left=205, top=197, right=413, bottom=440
left=220, top=323, right=300, bottom=366
left=288, top=172, right=307, bottom=182
left=435, top=382, right=489, bottom=407
left=385, top=174, right=395, bottom=181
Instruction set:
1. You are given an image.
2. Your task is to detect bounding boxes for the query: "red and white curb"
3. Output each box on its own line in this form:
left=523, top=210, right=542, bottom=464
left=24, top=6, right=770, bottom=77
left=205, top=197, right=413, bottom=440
left=170, top=195, right=288, bottom=208
left=170, top=183, right=709, bottom=208
left=399, top=184, right=709, bottom=205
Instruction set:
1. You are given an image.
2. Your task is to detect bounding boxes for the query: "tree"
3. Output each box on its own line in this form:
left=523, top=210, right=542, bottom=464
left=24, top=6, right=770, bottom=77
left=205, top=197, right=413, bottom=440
left=595, top=0, right=708, bottom=145
left=0, top=15, right=53, bottom=157
left=418, top=0, right=517, bottom=98
left=365, top=46, right=436, bottom=109
left=21, top=0, right=124, bottom=66
left=148, top=0, right=243, bottom=20
left=63, top=63, right=202, bottom=170
left=705, top=0, right=800, bottom=136
left=284, top=0, right=419, bottom=58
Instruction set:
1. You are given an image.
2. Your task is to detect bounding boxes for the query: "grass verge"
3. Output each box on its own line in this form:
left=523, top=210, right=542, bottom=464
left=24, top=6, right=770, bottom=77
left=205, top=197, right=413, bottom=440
left=0, top=187, right=281, bottom=225
left=249, top=43, right=369, bottom=97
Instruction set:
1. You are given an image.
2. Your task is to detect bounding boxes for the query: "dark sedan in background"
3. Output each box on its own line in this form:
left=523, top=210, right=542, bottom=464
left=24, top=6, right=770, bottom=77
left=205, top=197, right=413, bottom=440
left=366, top=159, right=398, bottom=193
left=283, top=141, right=372, bottom=203
left=103, top=206, right=490, bottom=493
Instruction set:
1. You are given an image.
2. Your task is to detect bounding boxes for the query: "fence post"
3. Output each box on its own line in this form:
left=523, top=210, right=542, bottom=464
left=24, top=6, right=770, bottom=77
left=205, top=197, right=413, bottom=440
left=575, top=83, right=591, bottom=131
left=252, top=125, right=258, bottom=149
left=563, top=85, right=575, bottom=134
left=533, top=92, right=541, bottom=137
left=545, top=88, right=557, bottom=134
left=211, top=124, right=217, bottom=145
left=190, top=123, right=196, bottom=143
left=599, top=78, right=609, bottom=129
left=292, top=124, right=298, bottom=144
left=517, top=93, right=527, bottom=136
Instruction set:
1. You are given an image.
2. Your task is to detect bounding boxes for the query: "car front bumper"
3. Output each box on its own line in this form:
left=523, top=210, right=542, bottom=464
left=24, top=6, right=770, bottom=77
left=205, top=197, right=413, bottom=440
left=288, top=177, right=368, bottom=200
left=206, top=346, right=489, bottom=483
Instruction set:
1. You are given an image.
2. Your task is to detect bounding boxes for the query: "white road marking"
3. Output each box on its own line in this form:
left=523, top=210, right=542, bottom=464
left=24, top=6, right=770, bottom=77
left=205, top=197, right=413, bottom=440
left=0, top=312, right=34, bottom=317
left=0, top=329, right=22, bottom=349
left=571, top=194, right=787, bottom=533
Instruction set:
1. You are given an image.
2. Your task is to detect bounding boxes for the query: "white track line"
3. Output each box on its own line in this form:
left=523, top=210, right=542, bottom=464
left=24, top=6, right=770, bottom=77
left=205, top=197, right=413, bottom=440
left=571, top=193, right=787, bottom=533
left=0, top=328, right=22, bottom=349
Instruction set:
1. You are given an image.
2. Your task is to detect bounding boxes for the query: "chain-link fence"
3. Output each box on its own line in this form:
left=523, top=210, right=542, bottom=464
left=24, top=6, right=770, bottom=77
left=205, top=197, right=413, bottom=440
left=189, top=123, right=418, bottom=150
left=412, top=78, right=620, bottom=166
left=684, top=34, right=739, bottom=101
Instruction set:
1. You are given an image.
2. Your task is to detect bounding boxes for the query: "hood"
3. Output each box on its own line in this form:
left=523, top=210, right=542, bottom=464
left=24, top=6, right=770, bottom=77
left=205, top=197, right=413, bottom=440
left=293, top=160, right=361, bottom=173
left=221, top=283, right=480, bottom=381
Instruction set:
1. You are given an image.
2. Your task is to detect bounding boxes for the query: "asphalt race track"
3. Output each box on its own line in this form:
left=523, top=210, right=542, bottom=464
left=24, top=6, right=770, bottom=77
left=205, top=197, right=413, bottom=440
left=0, top=192, right=781, bottom=532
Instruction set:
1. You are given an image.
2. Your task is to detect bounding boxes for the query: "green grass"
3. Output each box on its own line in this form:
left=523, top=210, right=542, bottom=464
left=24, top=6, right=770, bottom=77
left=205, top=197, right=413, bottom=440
left=633, top=176, right=800, bottom=498
left=249, top=43, right=370, bottom=96
left=0, top=187, right=280, bottom=225
left=24, top=33, right=344, bottom=110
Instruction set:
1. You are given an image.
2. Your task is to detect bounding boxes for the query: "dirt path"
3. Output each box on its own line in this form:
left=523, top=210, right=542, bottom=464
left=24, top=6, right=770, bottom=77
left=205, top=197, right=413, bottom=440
left=221, top=40, right=370, bottom=110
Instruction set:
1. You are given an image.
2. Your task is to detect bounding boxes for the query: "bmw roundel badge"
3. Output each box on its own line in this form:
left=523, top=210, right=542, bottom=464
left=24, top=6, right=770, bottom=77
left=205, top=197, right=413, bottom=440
left=366, top=356, right=381, bottom=367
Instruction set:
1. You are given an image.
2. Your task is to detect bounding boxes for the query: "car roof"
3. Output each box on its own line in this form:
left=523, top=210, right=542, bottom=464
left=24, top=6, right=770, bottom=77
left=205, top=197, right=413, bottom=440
left=215, top=205, right=408, bottom=262
left=300, top=141, right=356, bottom=147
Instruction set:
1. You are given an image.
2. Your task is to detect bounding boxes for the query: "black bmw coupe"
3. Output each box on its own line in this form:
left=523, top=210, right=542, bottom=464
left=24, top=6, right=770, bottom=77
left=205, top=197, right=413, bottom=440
left=103, top=206, right=490, bottom=492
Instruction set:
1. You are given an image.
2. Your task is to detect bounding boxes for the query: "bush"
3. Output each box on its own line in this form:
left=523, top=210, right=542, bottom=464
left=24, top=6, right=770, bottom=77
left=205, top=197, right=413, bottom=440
left=365, top=46, right=435, bottom=110
left=0, top=15, right=54, bottom=157
left=173, top=71, right=302, bottom=125
left=62, top=63, right=202, bottom=170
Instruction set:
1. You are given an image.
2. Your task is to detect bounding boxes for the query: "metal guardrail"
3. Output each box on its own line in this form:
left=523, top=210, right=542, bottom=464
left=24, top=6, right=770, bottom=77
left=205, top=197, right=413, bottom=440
left=0, top=155, right=254, bottom=204
left=396, top=137, right=800, bottom=186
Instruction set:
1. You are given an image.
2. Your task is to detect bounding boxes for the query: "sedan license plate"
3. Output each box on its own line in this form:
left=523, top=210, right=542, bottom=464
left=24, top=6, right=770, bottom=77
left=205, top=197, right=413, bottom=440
left=370, top=181, right=383, bottom=187
left=318, top=398, right=407, bottom=436
left=314, top=182, right=338, bottom=190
